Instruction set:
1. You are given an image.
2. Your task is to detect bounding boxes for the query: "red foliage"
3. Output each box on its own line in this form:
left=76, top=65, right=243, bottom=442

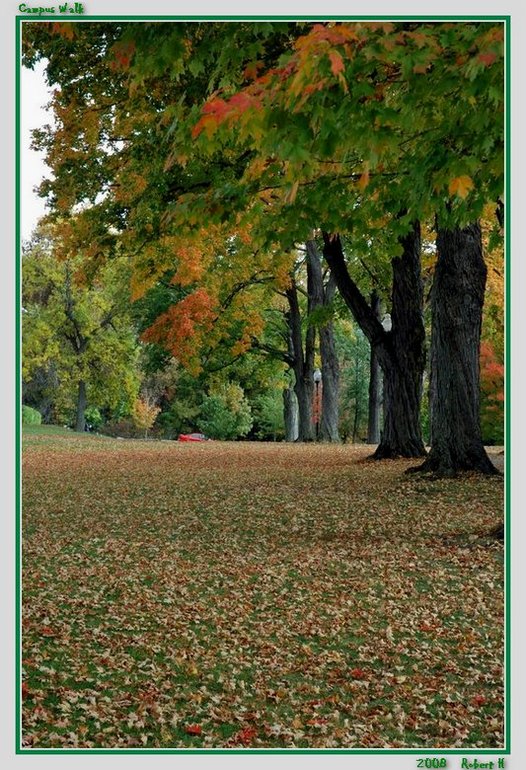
left=479, top=340, right=504, bottom=442
left=480, top=341, right=504, bottom=402
left=192, top=92, right=262, bottom=138
left=50, top=22, right=76, bottom=41
left=110, top=40, right=136, bottom=71
left=234, top=726, right=258, bottom=744
left=141, top=288, right=216, bottom=370
left=478, top=52, right=498, bottom=67
left=328, top=50, right=345, bottom=76
left=350, top=668, right=367, bottom=679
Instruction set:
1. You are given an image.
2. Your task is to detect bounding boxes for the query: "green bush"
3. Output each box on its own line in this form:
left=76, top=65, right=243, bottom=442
left=156, top=400, right=201, bottom=439
left=252, top=391, right=284, bottom=441
left=22, top=405, right=42, bottom=425
left=84, top=406, right=103, bottom=431
left=197, top=383, right=253, bottom=441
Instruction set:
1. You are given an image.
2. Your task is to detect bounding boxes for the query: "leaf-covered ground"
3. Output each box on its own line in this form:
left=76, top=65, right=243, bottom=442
left=21, top=429, right=505, bottom=749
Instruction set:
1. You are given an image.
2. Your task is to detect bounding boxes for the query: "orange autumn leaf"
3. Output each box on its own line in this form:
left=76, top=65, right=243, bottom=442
left=358, top=166, right=370, bottom=191
left=478, top=51, right=498, bottom=67
left=448, top=175, right=474, bottom=199
left=328, top=50, right=345, bottom=76
left=51, top=22, right=76, bottom=40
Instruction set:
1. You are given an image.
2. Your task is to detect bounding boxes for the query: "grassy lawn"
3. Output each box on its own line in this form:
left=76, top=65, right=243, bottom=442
left=21, top=428, right=505, bottom=749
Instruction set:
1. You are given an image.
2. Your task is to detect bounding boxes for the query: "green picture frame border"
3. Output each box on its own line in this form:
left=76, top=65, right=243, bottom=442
left=15, top=12, right=512, bottom=756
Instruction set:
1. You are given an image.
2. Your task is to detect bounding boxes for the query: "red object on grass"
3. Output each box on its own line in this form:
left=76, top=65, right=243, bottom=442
left=178, top=433, right=208, bottom=442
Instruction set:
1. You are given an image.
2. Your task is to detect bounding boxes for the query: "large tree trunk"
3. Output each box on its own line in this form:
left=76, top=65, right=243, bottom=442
left=75, top=379, right=87, bottom=432
left=323, top=225, right=426, bottom=459
left=367, top=291, right=382, bottom=444
left=415, top=222, right=496, bottom=475
left=373, top=223, right=426, bottom=459
left=306, top=241, right=340, bottom=442
left=286, top=283, right=315, bottom=441
left=283, top=386, right=299, bottom=442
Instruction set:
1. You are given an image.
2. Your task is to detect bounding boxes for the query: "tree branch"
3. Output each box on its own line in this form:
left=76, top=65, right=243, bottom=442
left=322, top=232, right=386, bottom=346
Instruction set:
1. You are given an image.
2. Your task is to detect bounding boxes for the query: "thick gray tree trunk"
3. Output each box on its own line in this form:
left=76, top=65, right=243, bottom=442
left=306, top=241, right=340, bottom=442
left=75, top=379, right=87, bottom=432
left=367, top=290, right=382, bottom=444
left=415, top=222, right=496, bottom=475
left=283, top=386, right=299, bottom=442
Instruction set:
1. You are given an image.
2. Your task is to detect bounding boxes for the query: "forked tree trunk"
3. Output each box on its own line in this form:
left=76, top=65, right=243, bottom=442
left=286, top=283, right=315, bottom=441
left=367, top=291, right=382, bottom=444
left=323, top=225, right=426, bottom=459
left=414, top=222, right=497, bottom=475
left=75, top=379, right=87, bottom=432
left=306, top=241, right=340, bottom=442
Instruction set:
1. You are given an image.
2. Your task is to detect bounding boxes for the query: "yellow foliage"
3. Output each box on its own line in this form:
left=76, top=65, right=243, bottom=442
left=131, top=397, right=161, bottom=433
left=448, top=175, right=474, bottom=199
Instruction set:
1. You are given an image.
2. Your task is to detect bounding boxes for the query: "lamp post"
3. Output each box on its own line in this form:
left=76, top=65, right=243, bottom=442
left=313, top=367, right=322, bottom=440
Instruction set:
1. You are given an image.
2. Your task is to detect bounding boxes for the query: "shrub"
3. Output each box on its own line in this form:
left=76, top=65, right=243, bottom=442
left=22, top=405, right=42, bottom=425
left=197, top=383, right=252, bottom=441
left=99, top=419, right=140, bottom=439
left=156, top=400, right=200, bottom=439
left=252, top=391, right=284, bottom=441
left=84, top=406, right=103, bottom=431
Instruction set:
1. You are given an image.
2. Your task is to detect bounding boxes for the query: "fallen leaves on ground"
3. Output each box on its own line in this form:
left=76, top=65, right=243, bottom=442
left=21, top=433, right=504, bottom=749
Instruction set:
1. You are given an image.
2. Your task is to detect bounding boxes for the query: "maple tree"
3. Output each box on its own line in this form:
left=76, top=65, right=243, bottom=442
left=418, top=222, right=498, bottom=475
left=323, top=224, right=426, bottom=459
left=181, top=21, right=503, bottom=470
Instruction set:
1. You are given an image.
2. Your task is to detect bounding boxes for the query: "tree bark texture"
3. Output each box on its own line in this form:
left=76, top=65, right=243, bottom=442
left=75, top=379, right=87, bottom=433
left=286, top=282, right=315, bottom=441
left=306, top=241, right=340, bottom=442
left=374, top=223, right=427, bottom=459
left=367, top=290, right=382, bottom=444
left=417, top=222, right=496, bottom=475
left=283, top=386, right=299, bottom=442
left=323, top=226, right=426, bottom=458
